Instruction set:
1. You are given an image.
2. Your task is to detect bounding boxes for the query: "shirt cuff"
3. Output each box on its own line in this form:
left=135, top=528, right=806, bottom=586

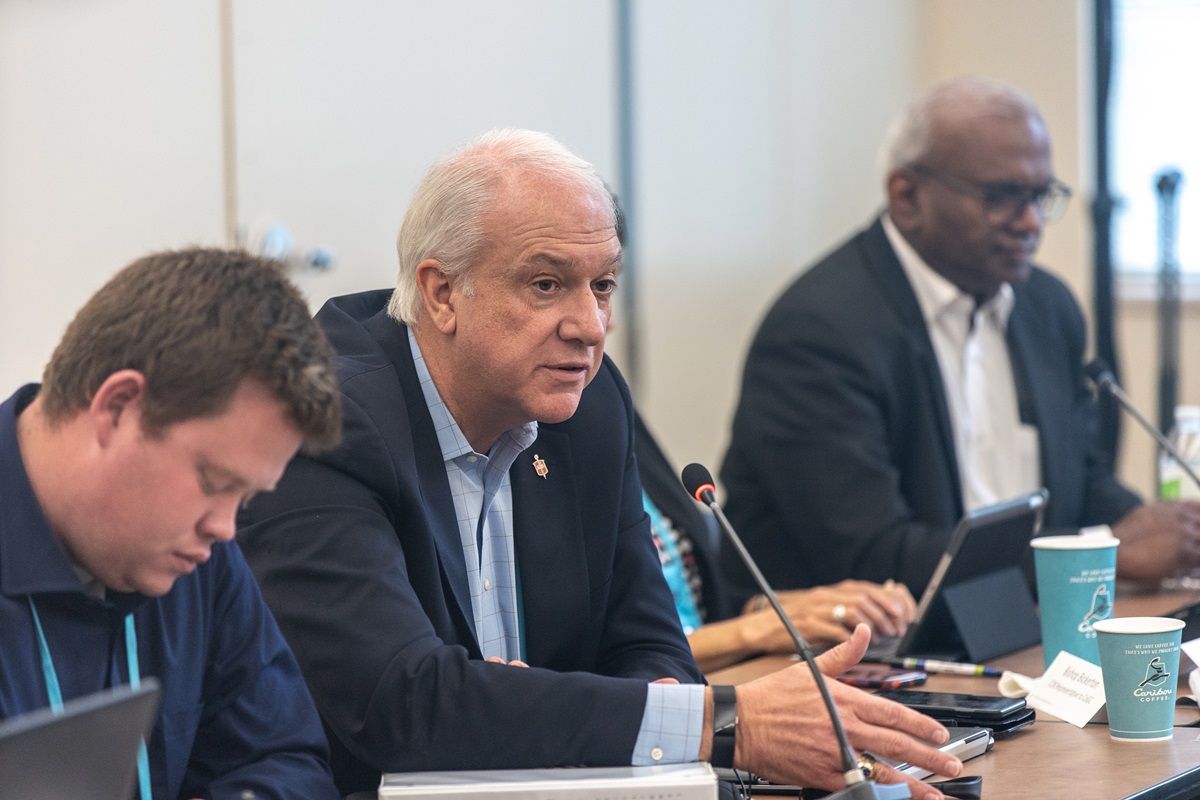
left=630, top=682, right=705, bottom=765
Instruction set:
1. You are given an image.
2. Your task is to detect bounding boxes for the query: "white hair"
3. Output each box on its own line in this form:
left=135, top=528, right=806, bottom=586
left=879, top=76, right=1044, bottom=175
left=389, top=128, right=615, bottom=325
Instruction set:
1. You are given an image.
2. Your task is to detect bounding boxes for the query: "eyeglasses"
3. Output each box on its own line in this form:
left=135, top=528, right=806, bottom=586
left=907, top=163, right=1072, bottom=225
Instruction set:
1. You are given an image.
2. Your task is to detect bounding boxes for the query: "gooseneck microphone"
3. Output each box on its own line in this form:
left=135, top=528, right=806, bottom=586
left=681, top=463, right=908, bottom=799
left=1085, top=359, right=1200, bottom=492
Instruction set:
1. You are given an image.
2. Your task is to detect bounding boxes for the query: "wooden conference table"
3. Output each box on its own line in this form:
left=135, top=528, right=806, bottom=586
left=706, top=589, right=1200, bottom=799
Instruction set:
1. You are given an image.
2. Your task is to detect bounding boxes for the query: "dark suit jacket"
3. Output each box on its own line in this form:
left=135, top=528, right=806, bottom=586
left=238, top=290, right=701, bottom=795
left=720, top=218, right=1141, bottom=603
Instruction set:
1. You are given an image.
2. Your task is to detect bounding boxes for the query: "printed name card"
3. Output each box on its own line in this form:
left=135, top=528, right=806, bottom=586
left=1026, top=651, right=1106, bottom=727
left=1180, top=637, right=1200, bottom=670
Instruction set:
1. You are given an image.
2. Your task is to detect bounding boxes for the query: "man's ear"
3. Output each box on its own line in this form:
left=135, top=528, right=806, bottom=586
left=415, top=259, right=458, bottom=334
left=89, top=370, right=148, bottom=446
left=886, top=167, right=922, bottom=232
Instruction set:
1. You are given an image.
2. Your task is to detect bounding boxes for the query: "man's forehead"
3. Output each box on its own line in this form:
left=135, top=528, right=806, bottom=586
left=165, top=385, right=300, bottom=485
left=485, top=206, right=619, bottom=266
left=492, top=169, right=611, bottom=216
left=933, top=113, right=1051, bottom=175
left=522, top=247, right=622, bottom=269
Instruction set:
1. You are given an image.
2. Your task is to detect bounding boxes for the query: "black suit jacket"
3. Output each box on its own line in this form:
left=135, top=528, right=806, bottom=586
left=238, top=290, right=700, bottom=795
left=720, top=218, right=1141, bottom=602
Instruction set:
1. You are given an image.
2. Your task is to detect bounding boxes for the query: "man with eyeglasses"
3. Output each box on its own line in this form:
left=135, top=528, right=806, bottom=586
left=720, top=76, right=1200, bottom=600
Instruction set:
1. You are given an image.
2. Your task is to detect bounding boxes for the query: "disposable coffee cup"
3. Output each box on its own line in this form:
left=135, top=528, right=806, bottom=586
left=1031, top=534, right=1118, bottom=668
left=1094, top=617, right=1185, bottom=742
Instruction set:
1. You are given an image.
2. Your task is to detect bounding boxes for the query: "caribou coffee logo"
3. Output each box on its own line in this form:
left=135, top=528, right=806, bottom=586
left=1077, top=583, right=1112, bottom=634
left=1133, top=657, right=1173, bottom=700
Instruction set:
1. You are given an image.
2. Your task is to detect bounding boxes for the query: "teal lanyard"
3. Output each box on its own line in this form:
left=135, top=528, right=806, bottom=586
left=27, top=597, right=152, bottom=800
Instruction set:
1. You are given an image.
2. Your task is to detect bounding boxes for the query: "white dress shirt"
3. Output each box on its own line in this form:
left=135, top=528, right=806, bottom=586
left=883, top=215, right=1041, bottom=511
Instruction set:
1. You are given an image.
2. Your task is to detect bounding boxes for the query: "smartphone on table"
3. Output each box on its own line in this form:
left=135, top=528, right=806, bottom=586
left=837, top=665, right=928, bottom=689
left=871, top=689, right=1025, bottom=720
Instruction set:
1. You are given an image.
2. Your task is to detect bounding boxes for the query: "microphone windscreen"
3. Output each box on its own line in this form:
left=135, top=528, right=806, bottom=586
left=680, top=463, right=716, bottom=502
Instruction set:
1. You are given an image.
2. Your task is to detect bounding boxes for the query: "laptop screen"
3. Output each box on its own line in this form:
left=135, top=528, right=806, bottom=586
left=0, top=680, right=160, bottom=800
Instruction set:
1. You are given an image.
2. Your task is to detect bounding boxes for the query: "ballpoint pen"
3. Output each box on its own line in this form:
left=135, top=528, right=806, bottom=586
left=884, top=657, right=1002, bottom=678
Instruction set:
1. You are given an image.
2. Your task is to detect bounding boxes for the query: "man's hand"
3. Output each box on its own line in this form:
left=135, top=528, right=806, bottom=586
left=732, top=625, right=960, bottom=800
left=1112, top=501, right=1200, bottom=581
left=484, top=656, right=529, bottom=667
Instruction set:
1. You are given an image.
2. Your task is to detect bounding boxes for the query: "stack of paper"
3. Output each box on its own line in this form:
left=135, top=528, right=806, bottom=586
left=379, top=763, right=717, bottom=799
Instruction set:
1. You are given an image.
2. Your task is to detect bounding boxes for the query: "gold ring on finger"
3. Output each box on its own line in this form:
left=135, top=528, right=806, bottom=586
left=856, top=752, right=879, bottom=780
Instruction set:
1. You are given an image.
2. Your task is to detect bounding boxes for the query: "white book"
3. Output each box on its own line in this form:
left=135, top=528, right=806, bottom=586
left=379, top=763, right=717, bottom=799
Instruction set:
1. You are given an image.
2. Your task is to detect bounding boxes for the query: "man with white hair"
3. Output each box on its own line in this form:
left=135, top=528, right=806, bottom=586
left=721, top=76, right=1200, bottom=603
left=239, top=128, right=961, bottom=799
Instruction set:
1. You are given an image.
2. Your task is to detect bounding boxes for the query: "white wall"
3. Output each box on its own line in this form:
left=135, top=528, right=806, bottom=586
left=630, top=0, right=919, bottom=473
left=0, top=0, right=225, bottom=393
left=231, top=0, right=618, bottom=306
left=0, top=0, right=929, bottom=483
left=5, top=1, right=1124, bottom=496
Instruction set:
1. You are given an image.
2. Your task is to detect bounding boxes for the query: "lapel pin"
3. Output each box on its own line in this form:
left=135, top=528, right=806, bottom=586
left=532, top=454, right=549, bottom=479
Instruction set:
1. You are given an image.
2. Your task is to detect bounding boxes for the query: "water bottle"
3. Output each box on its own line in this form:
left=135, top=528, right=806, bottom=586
left=1159, top=405, right=1200, bottom=500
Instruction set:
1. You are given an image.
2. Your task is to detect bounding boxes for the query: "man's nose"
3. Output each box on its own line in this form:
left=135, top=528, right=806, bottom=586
left=199, top=499, right=239, bottom=543
left=1009, top=196, right=1046, bottom=235
left=561, top=292, right=607, bottom=345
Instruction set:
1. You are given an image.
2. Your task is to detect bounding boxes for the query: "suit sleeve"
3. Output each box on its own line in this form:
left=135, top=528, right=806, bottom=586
left=721, top=302, right=956, bottom=597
